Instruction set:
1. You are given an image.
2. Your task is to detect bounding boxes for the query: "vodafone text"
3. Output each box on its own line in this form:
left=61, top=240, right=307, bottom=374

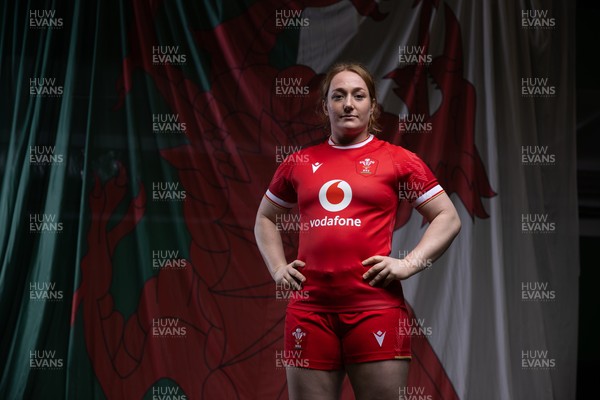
left=309, top=215, right=361, bottom=227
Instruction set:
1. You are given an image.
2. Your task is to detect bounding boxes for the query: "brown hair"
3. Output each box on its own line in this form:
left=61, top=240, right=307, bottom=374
left=318, top=62, right=381, bottom=133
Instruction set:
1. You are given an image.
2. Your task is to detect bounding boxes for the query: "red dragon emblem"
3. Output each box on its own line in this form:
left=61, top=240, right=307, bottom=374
left=71, top=0, right=492, bottom=398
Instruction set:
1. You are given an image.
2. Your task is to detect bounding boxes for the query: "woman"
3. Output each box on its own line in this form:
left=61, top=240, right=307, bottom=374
left=254, top=62, right=461, bottom=400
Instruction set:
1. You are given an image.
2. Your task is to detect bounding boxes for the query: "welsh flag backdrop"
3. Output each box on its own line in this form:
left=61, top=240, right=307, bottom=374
left=0, top=1, right=576, bottom=399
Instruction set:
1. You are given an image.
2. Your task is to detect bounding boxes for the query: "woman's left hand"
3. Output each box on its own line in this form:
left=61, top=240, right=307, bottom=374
left=362, top=256, right=413, bottom=286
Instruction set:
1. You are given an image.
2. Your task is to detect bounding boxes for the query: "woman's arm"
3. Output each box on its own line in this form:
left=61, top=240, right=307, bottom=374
left=362, top=192, right=461, bottom=286
left=254, top=196, right=306, bottom=289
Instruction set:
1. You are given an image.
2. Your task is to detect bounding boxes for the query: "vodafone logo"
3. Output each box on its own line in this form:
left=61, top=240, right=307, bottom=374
left=318, top=180, right=352, bottom=212
left=311, top=180, right=360, bottom=227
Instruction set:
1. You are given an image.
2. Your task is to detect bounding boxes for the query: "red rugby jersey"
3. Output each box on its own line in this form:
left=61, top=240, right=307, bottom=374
left=266, top=134, right=443, bottom=311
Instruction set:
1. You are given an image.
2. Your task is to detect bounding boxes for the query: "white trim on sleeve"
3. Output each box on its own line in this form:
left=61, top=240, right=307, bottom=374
left=265, top=189, right=296, bottom=209
left=413, top=184, right=444, bottom=208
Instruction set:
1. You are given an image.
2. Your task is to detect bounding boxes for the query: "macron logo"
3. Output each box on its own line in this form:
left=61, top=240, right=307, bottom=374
left=312, top=162, right=322, bottom=173
left=373, top=330, right=386, bottom=347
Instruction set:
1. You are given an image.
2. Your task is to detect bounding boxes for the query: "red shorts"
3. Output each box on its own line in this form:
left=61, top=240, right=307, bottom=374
left=283, top=306, right=411, bottom=370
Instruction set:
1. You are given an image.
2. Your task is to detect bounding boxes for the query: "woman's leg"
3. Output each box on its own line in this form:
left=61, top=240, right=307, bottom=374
left=286, top=367, right=345, bottom=400
left=346, top=359, right=410, bottom=400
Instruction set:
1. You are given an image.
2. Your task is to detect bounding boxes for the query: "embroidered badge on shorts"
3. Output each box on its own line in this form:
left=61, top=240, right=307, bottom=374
left=292, top=327, right=307, bottom=349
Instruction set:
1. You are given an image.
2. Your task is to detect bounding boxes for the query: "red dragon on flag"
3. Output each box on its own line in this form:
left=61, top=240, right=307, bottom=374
left=71, top=0, right=494, bottom=398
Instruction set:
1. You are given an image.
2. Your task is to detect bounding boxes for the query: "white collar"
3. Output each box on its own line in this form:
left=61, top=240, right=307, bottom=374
left=327, top=134, right=374, bottom=149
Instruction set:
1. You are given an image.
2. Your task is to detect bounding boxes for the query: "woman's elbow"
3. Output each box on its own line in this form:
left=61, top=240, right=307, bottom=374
left=450, top=209, right=461, bottom=238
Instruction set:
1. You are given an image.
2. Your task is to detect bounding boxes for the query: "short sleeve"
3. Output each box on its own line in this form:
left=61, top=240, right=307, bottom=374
left=394, top=147, right=444, bottom=209
left=265, top=157, right=298, bottom=209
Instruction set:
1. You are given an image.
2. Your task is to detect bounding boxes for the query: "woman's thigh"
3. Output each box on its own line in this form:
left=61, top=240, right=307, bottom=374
left=346, top=359, right=410, bottom=400
left=286, top=367, right=345, bottom=400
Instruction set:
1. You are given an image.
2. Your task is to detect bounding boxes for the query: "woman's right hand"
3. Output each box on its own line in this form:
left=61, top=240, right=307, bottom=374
left=272, top=260, right=306, bottom=290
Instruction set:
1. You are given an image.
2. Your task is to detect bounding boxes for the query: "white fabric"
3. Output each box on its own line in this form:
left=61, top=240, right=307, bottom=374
left=300, top=1, right=576, bottom=399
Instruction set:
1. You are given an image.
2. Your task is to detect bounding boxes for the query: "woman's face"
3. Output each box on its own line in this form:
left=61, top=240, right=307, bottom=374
left=324, top=70, right=373, bottom=142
